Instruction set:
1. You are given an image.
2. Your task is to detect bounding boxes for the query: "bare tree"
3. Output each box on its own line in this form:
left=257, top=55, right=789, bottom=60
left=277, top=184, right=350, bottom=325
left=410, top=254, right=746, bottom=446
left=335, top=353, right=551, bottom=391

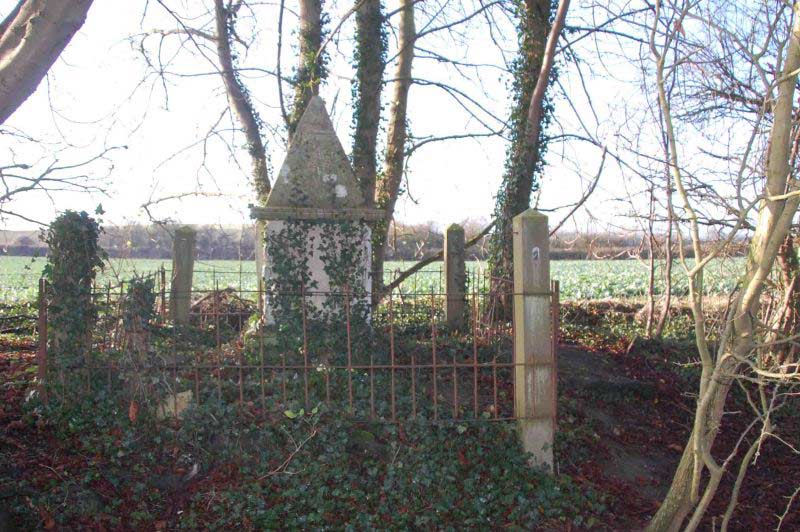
left=641, top=1, right=800, bottom=528
left=654, top=168, right=674, bottom=338
left=132, top=0, right=284, bottom=223
left=0, top=144, right=120, bottom=225
left=213, top=0, right=270, bottom=205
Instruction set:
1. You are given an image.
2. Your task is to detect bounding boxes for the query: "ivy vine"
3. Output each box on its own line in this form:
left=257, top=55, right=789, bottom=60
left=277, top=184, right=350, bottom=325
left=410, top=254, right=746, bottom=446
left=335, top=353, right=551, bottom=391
left=350, top=0, right=388, bottom=200
left=488, top=0, right=559, bottom=287
left=41, top=210, right=106, bottom=391
left=264, top=217, right=372, bottom=364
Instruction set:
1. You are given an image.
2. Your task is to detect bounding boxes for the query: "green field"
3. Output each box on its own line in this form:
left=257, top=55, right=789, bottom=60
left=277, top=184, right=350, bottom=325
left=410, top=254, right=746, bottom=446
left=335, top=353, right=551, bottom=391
left=0, top=255, right=745, bottom=303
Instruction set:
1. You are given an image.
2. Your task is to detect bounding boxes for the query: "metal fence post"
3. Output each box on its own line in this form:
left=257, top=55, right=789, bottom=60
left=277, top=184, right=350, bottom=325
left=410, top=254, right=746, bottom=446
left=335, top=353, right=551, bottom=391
left=512, top=209, right=555, bottom=472
left=37, top=277, right=48, bottom=402
left=159, top=265, right=167, bottom=323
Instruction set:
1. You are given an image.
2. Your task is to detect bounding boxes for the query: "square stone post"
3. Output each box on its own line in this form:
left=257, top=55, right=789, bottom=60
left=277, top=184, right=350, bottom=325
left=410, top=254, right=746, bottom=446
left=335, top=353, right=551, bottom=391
left=512, top=209, right=555, bottom=472
left=170, top=226, right=196, bottom=325
left=444, top=223, right=466, bottom=329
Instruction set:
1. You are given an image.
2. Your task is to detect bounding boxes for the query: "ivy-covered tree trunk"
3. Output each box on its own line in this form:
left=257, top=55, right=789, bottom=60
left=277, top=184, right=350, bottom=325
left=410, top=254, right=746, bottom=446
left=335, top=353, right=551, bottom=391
left=213, top=0, right=272, bottom=310
left=487, top=0, right=553, bottom=319
left=0, top=0, right=94, bottom=125
left=288, top=0, right=328, bottom=138
left=373, top=0, right=415, bottom=298
left=352, top=0, right=386, bottom=207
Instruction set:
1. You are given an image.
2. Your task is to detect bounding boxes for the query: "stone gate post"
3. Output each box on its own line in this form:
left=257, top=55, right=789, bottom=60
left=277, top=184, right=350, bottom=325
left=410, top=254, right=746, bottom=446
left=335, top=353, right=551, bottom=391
left=444, top=223, right=466, bottom=329
left=512, top=209, right=555, bottom=472
left=170, top=226, right=196, bottom=325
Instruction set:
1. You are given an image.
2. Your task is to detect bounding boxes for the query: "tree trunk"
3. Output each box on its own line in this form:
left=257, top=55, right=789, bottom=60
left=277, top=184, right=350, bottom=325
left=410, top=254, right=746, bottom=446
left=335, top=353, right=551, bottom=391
left=648, top=360, right=738, bottom=531
left=352, top=0, right=385, bottom=207
left=373, top=0, right=414, bottom=298
left=645, top=186, right=656, bottom=338
left=213, top=0, right=270, bottom=205
left=648, top=431, right=697, bottom=532
left=0, top=0, right=94, bottom=125
left=288, top=0, right=325, bottom=137
left=213, top=0, right=272, bottom=315
left=775, top=234, right=799, bottom=362
left=487, top=0, right=552, bottom=319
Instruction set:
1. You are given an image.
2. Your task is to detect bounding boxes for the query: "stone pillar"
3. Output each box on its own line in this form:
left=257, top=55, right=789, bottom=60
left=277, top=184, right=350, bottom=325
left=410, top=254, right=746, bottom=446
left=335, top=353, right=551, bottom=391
left=444, top=223, right=466, bottom=329
left=512, top=209, right=554, bottom=472
left=250, top=96, right=383, bottom=322
left=170, top=226, right=196, bottom=325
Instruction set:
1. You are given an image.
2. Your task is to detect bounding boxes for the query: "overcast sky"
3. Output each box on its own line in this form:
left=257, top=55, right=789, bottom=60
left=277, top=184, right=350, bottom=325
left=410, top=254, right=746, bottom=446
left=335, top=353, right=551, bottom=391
left=0, top=0, right=660, bottom=236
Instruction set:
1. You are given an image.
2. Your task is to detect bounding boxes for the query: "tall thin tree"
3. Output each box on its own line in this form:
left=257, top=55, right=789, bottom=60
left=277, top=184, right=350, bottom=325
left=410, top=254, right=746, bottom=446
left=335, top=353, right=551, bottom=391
left=487, top=0, right=554, bottom=317
left=373, top=0, right=415, bottom=295
left=351, top=0, right=386, bottom=207
left=288, top=0, right=328, bottom=137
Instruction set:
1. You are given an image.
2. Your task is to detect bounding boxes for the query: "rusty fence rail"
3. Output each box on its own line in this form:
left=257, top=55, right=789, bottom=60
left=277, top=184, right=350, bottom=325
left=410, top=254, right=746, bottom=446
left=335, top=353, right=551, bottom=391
left=35, top=273, right=560, bottom=425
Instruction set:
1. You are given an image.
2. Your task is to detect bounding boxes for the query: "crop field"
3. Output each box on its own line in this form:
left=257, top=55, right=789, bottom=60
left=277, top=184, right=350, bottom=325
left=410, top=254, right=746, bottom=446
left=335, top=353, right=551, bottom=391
left=0, top=255, right=745, bottom=304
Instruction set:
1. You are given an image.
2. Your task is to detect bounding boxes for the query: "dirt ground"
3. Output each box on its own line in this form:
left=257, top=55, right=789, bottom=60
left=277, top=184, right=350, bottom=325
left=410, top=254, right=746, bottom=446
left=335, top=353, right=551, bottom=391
left=557, top=341, right=800, bottom=530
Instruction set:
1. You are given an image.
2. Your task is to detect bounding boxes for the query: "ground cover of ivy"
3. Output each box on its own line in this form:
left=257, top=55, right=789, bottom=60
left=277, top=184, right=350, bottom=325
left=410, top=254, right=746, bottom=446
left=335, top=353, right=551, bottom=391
left=0, top=301, right=701, bottom=531
left=2, top=386, right=607, bottom=530
left=4, top=301, right=799, bottom=529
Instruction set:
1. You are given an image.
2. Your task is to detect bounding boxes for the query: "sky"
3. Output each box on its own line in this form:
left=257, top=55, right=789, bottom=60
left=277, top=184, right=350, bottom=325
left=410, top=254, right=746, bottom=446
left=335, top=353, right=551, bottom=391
left=0, top=0, right=660, bottom=237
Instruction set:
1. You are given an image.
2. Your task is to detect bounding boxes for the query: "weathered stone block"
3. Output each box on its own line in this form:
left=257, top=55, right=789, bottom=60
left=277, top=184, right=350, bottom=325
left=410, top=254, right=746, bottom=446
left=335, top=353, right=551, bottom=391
left=512, top=209, right=555, bottom=472
left=251, top=96, right=383, bottom=324
left=170, top=226, right=196, bottom=325
left=444, top=223, right=466, bottom=329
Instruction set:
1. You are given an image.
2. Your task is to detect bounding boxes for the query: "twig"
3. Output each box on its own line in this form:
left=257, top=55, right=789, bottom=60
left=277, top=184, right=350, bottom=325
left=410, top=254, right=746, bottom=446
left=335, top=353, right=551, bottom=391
left=777, top=486, right=800, bottom=531
left=258, top=427, right=318, bottom=479
left=549, top=147, right=606, bottom=236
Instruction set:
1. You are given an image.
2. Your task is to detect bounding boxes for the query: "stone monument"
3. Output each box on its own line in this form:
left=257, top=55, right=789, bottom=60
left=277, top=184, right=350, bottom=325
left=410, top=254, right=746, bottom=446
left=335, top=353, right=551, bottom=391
left=251, top=96, right=383, bottom=324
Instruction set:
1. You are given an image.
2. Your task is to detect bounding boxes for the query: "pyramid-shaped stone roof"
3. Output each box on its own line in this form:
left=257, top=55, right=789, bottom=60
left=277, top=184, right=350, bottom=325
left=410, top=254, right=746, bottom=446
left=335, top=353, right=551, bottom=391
left=251, top=96, right=383, bottom=221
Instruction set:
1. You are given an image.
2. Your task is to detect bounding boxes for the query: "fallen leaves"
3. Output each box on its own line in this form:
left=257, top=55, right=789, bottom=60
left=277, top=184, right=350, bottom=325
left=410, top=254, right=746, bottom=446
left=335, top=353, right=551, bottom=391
left=30, top=501, right=55, bottom=530
left=128, top=399, right=139, bottom=423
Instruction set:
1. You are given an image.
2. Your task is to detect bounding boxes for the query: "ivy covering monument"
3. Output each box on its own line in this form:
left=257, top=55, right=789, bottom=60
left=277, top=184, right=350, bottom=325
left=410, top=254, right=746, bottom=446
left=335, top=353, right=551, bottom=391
left=251, top=96, right=383, bottom=326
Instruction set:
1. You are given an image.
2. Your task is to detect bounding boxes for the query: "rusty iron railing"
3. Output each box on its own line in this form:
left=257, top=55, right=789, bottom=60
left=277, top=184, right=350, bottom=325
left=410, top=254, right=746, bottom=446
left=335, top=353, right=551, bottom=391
left=34, top=269, right=560, bottom=424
